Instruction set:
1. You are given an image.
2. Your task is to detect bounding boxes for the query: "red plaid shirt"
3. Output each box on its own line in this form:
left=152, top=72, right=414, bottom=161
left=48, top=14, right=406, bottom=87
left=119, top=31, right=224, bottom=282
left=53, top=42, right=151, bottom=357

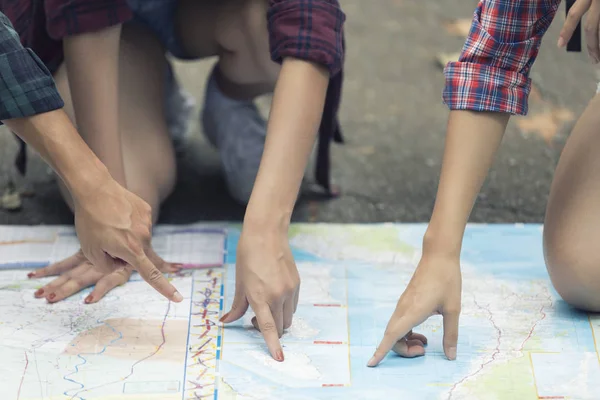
left=1, top=0, right=132, bottom=73
left=443, top=0, right=561, bottom=115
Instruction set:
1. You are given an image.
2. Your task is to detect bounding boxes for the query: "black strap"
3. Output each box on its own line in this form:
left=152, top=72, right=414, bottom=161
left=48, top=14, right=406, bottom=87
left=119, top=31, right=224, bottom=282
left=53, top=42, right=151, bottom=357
left=14, top=135, right=27, bottom=176
left=566, top=0, right=582, bottom=52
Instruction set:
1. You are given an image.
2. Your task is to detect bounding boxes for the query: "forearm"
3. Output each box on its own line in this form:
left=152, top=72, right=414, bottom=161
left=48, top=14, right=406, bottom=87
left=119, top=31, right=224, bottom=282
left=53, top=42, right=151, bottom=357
left=63, top=25, right=125, bottom=185
left=424, top=110, right=509, bottom=256
left=4, top=110, right=112, bottom=197
left=244, top=58, right=329, bottom=233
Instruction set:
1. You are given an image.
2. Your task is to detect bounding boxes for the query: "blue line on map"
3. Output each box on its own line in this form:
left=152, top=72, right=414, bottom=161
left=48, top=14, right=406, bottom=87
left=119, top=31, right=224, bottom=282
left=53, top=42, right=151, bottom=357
left=213, top=389, right=218, bottom=400
left=217, top=336, right=221, bottom=348
left=220, top=284, right=224, bottom=297
left=63, top=319, right=123, bottom=400
left=0, top=261, right=48, bottom=270
left=219, top=298, right=223, bottom=310
left=182, top=272, right=196, bottom=400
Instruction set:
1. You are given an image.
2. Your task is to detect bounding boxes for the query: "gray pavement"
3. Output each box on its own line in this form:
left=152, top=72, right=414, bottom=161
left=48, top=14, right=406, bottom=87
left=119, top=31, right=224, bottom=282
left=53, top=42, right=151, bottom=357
left=0, top=0, right=596, bottom=225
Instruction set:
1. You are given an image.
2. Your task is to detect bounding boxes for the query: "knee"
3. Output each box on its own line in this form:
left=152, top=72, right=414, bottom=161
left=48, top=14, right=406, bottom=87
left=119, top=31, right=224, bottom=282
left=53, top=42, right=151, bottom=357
left=543, top=228, right=600, bottom=312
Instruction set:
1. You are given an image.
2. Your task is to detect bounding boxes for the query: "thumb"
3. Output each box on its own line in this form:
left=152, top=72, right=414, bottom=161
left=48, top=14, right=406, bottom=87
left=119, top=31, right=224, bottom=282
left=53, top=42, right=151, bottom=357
left=442, top=308, right=460, bottom=360
left=220, top=286, right=249, bottom=324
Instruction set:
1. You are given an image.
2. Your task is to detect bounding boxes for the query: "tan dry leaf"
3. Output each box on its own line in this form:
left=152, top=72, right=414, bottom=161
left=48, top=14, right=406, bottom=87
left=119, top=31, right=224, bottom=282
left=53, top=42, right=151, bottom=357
left=515, top=107, right=575, bottom=144
left=1, top=187, right=22, bottom=211
left=444, top=19, right=472, bottom=37
left=354, top=146, right=376, bottom=156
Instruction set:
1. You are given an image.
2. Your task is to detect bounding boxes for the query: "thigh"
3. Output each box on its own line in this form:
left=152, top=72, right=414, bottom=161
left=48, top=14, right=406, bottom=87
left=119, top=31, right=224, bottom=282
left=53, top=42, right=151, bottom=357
left=51, top=24, right=177, bottom=217
left=543, top=93, right=600, bottom=311
left=118, top=23, right=177, bottom=207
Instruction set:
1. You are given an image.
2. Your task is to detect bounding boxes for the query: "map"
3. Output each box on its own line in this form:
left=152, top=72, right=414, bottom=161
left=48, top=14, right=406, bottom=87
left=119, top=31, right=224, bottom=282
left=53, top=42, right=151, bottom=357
left=1, top=223, right=599, bottom=399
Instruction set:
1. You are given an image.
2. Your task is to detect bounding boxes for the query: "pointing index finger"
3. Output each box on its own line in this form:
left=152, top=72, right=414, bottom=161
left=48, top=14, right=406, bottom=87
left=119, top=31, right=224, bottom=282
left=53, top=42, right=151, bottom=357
left=133, top=254, right=183, bottom=302
left=254, top=304, right=284, bottom=361
left=368, top=313, right=421, bottom=367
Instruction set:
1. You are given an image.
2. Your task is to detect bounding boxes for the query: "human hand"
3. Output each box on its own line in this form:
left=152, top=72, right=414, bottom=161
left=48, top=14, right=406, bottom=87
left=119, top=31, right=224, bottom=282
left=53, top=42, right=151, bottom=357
left=28, top=249, right=181, bottom=303
left=559, top=0, right=600, bottom=62
left=367, top=253, right=462, bottom=367
left=71, top=177, right=182, bottom=302
left=219, top=230, right=300, bottom=361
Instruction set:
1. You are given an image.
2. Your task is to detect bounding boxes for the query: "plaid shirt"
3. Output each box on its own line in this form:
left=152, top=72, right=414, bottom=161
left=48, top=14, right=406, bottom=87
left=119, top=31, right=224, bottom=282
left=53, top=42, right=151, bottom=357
left=1, top=0, right=132, bottom=73
left=443, top=0, right=561, bottom=115
left=0, top=11, right=63, bottom=122
left=268, top=0, right=346, bottom=194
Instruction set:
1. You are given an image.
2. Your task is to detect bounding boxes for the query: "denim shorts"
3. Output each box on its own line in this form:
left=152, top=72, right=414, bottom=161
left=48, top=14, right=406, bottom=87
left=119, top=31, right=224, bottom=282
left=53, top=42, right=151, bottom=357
left=126, top=0, right=193, bottom=59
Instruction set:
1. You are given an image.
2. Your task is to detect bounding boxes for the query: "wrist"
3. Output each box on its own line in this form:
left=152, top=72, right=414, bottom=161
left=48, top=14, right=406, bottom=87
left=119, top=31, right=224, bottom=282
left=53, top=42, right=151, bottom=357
left=61, top=157, right=113, bottom=201
left=422, top=220, right=464, bottom=259
left=242, top=204, right=292, bottom=237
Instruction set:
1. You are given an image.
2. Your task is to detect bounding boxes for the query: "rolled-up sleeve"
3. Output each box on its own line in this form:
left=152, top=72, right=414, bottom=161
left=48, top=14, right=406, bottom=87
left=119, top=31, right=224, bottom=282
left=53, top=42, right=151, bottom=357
left=45, top=0, right=132, bottom=39
left=268, top=0, right=345, bottom=75
left=443, top=0, right=560, bottom=115
left=0, top=12, right=63, bottom=121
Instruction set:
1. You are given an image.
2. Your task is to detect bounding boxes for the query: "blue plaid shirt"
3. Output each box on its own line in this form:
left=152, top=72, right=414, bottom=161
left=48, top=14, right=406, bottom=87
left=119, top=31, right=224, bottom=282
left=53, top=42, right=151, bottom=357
left=0, top=11, right=63, bottom=122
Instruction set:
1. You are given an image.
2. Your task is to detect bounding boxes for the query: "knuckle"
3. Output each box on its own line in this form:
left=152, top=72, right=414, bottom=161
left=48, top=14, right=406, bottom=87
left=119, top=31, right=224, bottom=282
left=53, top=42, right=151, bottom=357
left=69, top=276, right=85, bottom=288
left=261, top=321, right=276, bottom=332
left=284, top=281, right=297, bottom=293
left=126, top=235, right=144, bottom=257
left=567, top=9, right=579, bottom=20
left=147, top=268, right=163, bottom=283
left=115, top=267, right=130, bottom=281
left=75, top=249, right=86, bottom=260
left=135, top=224, right=152, bottom=242
left=271, top=289, right=286, bottom=300
left=142, top=201, right=152, bottom=215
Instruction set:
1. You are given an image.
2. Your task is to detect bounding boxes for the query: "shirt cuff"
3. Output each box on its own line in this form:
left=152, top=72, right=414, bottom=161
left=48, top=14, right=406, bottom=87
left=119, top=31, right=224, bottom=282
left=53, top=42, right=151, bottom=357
left=268, top=0, right=346, bottom=76
left=0, top=48, right=64, bottom=122
left=46, top=0, right=133, bottom=40
left=442, top=61, right=531, bottom=116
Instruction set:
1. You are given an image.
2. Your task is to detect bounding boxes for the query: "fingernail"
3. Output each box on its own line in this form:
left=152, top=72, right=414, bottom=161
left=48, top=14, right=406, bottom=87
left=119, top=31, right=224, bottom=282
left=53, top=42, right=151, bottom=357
left=447, top=347, right=457, bottom=361
left=219, top=312, right=230, bottom=323
left=48, top=293, right=56, bottom=300
left=34, top=288, right=44, bottom=297
left=84, top=295, right=93, bottom=304
left=27, top=272, right=35, bottom=279
left=275, top=350, right=284, bottom=362
left=557, top=37, right=565, bottom=47
left=173, top=263, right=183, bottom=269
left=367, top=356, right=378, bottom=367
left=172, top=291, right=183, bottom=302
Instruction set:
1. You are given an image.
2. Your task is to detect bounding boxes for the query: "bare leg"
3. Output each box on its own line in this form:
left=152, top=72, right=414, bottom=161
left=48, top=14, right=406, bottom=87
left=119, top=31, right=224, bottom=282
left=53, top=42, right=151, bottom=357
left=53, top=23, right=176, bottom=223
left=544, top=94, right=600, bottom=312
